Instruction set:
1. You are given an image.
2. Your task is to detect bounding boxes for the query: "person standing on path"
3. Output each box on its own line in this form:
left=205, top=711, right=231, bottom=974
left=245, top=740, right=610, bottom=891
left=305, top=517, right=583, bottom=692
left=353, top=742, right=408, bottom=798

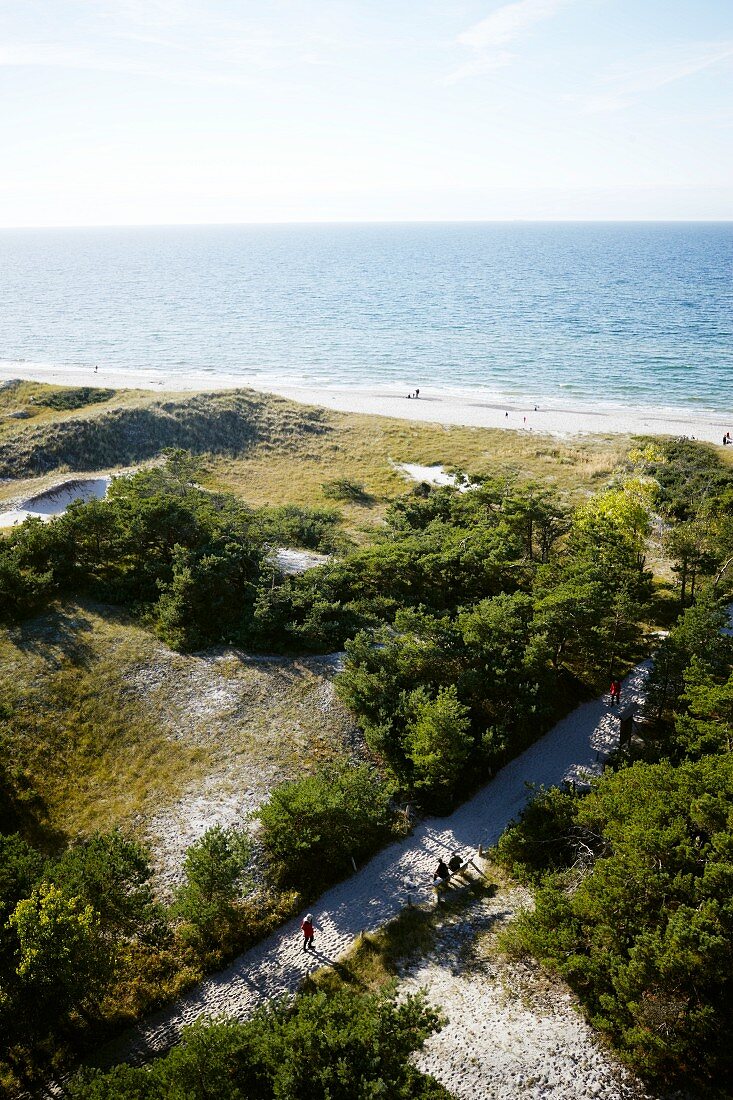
left=300, top=913, right=316, bottom=951
left=609, top=679, right=621, bottom=706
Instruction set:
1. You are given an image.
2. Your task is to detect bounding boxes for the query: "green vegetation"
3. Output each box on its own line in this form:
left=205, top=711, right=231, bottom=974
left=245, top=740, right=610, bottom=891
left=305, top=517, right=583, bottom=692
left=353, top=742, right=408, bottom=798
left=69, top=989, right=449, bottom=1100
left=330, top=475, right=652, bottom=808
left=5, top=383, right=733, bottom=1093
left=0, top=386, right=328, bottom=477
left=173, top=825, right=252, bottom=946
left=493, top=441, right=733, bottom=1093
left=321, top=476, right=372, bottom=503
left=257, top=764, right=396, bottom=894
left=0, top=824, right=301, bottom=1093
left=31, top=386, right=118, bottom=411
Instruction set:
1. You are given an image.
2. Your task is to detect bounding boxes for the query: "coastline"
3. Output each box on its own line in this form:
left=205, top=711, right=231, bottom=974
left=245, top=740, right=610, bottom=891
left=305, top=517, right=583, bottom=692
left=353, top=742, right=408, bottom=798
left=1, top=362, right=731, bottom=444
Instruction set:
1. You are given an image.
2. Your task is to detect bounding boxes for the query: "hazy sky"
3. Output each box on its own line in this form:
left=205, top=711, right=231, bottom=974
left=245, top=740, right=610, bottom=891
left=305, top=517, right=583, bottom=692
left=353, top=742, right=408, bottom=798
left=1, top=0, right=732, bottom=225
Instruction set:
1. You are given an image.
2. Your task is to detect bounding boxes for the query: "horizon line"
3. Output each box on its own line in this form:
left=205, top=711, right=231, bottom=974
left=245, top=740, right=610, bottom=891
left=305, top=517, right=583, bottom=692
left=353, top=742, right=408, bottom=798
left=1, top=217, right=732, bottom=231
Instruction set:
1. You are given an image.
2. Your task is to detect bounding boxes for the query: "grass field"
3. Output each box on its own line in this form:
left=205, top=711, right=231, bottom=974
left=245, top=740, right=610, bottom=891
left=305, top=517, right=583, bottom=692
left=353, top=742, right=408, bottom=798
left=0, top=601, right=360, bottom=880
left=0, top=379, right=631, bottom=516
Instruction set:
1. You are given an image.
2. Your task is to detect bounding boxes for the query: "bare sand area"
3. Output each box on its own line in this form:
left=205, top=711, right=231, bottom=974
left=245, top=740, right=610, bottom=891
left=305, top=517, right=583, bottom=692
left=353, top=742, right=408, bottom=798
left=2, top=362, right=730, bottom=443
left=0, top=475, right=111, bottom=527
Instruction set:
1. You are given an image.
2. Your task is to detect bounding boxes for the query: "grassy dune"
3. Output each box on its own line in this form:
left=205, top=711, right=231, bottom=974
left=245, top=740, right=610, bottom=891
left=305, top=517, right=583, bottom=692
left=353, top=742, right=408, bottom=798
left=1, top=381, right=629, bottom=533
left=0, top=380, right=631, bottom=865
left=0, top=601, right=359, bottom=858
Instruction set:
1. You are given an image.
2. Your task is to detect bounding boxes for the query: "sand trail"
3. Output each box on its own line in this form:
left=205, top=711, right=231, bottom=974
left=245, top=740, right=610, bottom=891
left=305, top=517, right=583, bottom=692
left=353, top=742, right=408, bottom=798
left=100, top=662, right=651, bottom=1097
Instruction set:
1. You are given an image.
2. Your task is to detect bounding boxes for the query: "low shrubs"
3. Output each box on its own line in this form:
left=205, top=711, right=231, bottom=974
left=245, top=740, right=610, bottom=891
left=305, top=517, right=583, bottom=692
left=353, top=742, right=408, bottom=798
left=69, top=988, right=448, bottom=1099
left=321, top=477, right=371, bottom=503
left=257, top=764, right=396, bottom=895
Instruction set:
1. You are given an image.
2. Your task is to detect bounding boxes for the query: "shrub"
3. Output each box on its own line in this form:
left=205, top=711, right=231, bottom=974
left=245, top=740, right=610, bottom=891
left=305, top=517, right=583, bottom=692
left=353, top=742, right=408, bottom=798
left=257, top=765, right=395, bottom=893
left=173, top=826, right=253, bottom=945
left=498, top=756, right=733, bottom=1087
left=405, top=684, right=472, bottom=806
left=35, top=387, right=116, bottom=411
left=321, top=477, right=371, bottom=503
left=68, top=987, right=447, bottom=1099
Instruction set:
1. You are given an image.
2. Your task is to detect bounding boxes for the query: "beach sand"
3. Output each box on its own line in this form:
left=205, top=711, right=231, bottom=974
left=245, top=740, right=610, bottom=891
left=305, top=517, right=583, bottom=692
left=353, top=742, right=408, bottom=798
left=1, top=362, right=730, bottom=444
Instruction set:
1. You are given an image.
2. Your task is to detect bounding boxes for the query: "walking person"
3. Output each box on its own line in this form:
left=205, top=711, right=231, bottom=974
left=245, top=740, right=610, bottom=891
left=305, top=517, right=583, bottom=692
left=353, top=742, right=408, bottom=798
left=300, top=912, right=316, bottom=951
left=609, top=679, right=621, bottom=706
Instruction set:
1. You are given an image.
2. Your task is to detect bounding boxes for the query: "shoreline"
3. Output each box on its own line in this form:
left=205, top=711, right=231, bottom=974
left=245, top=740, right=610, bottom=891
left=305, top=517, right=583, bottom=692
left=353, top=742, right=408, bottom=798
left=2, top=362, right=731, bottom=444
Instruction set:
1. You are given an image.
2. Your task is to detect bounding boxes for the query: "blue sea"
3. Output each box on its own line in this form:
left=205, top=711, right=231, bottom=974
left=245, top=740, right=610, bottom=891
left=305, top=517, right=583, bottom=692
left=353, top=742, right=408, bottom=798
left=0, top=222, right=731, bottom=414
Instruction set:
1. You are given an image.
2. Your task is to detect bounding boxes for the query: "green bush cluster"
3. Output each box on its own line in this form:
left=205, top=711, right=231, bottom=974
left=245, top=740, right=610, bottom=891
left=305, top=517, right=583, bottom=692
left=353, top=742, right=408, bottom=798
left=634, top=438, right=733, bottom=606
left=257, top=764, right=395, bottom=894
left=496, top=593, right=733, bottom=1090
left=330, top=477, right=653, bottom=807
left=69, top=988, right=448, bottom=1100
left=321, top=477, right=371, bottom=503
left=0, top=453, right=341, bottom=648
left=32, top=386, right=117, bottom=411
left=0, top=824, right=260, bottom=1090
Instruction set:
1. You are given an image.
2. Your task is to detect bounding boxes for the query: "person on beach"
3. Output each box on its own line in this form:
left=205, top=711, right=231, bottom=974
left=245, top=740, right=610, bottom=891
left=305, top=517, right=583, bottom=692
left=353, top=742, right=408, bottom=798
left=723, top=433, right=731, bottom=445
left=301, top=913, right=316, bottom=951
left=609, top=679, right=621, bottom=706
left=414, top=388, right=420, bottom=398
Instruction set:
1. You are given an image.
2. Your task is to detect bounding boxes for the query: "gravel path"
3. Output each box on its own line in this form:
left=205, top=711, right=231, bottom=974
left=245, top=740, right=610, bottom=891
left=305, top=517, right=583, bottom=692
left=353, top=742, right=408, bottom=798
left=99, top=662, right=650, bottom=1070
left=402, top=890, right=655, bottom=1100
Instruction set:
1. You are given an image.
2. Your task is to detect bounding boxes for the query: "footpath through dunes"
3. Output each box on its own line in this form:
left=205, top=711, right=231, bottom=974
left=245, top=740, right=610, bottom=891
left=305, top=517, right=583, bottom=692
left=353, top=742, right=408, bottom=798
left=97, top=661, right=651, bottom=1072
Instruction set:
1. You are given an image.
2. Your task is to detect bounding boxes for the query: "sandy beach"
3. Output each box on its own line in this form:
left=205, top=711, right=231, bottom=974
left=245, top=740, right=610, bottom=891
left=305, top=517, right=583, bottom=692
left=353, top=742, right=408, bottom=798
left=2, top=362, right=731, bottom=444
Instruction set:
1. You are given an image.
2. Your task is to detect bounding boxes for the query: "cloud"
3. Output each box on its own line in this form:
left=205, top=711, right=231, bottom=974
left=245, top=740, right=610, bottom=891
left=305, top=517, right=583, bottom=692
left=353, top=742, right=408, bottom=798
left=457, top=0, right=567, bottom=50
left=446, top=0, right=568, bottom=82
left=581, top=41, right=733, bottom=113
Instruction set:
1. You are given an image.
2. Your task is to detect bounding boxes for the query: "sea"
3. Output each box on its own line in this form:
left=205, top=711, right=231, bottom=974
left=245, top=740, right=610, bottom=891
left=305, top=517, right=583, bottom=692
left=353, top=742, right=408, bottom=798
left=0, top=222, right=731, bottom=414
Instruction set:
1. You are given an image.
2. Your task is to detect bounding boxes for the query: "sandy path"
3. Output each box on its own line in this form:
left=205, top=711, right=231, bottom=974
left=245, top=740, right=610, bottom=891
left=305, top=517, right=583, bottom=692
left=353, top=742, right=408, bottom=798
left=404, top=890, right=654, bottom=1100
left=99, top=661, right=650, bottom=1071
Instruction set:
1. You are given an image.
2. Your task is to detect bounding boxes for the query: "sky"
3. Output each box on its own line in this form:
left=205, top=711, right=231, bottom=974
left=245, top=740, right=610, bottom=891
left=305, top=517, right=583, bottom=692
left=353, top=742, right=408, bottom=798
left=1, top=0, right=732, bottom=226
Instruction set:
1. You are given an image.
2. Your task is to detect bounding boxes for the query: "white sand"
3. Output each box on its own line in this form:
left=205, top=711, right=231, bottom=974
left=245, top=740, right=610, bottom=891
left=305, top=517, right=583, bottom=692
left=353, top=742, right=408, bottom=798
left=0, top=476, right=110, bottom=527
left=271, top=547, right=331, bottom=574
left=2, top=362, right=731, bottom=443
left=396, top=462, right=460, bottom=487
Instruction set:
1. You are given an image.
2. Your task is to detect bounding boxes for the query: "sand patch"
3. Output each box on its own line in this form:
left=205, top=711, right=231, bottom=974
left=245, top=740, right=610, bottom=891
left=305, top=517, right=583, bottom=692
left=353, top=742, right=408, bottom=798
left=0, top=476, right=110, bottom=526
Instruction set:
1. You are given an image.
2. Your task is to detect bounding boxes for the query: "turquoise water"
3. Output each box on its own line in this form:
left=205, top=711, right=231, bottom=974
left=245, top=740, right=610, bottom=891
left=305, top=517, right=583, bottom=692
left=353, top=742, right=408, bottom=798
left=0, top=222, right=731, bottom=412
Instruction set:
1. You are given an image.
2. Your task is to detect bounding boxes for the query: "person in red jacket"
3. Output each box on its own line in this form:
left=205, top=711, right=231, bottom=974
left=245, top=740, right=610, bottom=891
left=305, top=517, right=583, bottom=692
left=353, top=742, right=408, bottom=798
left=609, top=679, right=621, bottom=706
left=301, top=913, right=315, bottom=951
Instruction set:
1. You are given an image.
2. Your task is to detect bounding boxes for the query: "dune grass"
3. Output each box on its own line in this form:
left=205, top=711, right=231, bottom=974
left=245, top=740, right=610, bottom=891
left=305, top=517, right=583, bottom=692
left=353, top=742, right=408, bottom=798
left=205, top=409, right=629, bottom=532
left=0, top=605, right=211, bottom=844
left=0, top=381, right=630, bottom=535
left=0, top=600, right=359, bottom=849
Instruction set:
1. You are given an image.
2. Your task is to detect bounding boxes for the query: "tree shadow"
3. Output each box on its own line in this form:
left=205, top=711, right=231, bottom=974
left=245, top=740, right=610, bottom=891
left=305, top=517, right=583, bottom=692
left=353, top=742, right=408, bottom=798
left=7, top=602, right=97, bottom=668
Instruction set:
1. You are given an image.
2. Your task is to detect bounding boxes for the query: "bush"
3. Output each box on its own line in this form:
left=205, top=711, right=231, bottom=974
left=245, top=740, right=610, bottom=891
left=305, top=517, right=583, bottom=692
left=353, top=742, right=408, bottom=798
left=173, top=826, right=252, bottom=945
left=257, top=765, right=395, bottom=893
left=256, top=504, right=344, bottom=553
left=68, top=987, right=447, bottom=1099
left=494, top=785, right=580, bottom=884
left=321, top=477, right=371, bottom=503
left=498, top=756, right=733, bottom=1087
left=35, top=387, right=116, bottom=411
left=405, top=684, right=472, bottom=806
